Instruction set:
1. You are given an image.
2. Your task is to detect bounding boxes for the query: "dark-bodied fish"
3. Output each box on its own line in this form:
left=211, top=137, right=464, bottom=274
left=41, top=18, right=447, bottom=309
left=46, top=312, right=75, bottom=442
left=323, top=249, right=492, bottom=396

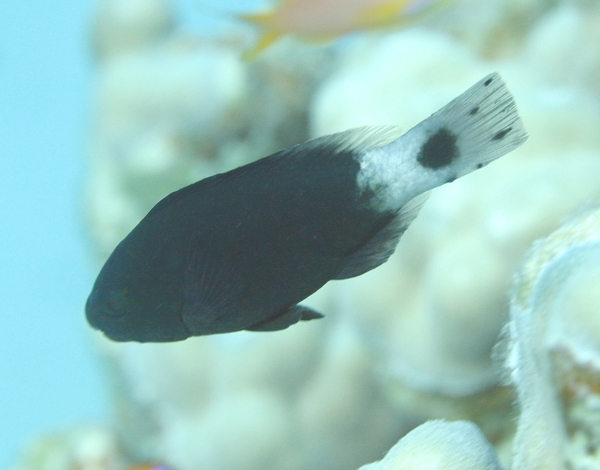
left=86, top=73, right=527, bottom=342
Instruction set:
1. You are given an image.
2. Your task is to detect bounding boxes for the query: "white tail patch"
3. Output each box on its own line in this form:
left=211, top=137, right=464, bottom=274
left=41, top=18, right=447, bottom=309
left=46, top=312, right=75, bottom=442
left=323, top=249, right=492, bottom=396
left=415, top=72, right=528, bottom=176
left=357, top=72, right=528, bottom=213
left=345, top=73, right=528, bottom=275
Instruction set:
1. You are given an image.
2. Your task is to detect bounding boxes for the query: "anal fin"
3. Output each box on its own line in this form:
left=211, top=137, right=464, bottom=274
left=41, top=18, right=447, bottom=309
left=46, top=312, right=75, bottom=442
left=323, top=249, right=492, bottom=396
left=335, top=192, right=430, bottom=280
left=246, top=305, right=324, bottom=332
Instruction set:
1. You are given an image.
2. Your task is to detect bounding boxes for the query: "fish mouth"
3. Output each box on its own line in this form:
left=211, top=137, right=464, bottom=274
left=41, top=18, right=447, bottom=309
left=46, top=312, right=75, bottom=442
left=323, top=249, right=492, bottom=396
left=84, top=291, right=128, bottom=339
left=96, top=327, right=132, bottom=342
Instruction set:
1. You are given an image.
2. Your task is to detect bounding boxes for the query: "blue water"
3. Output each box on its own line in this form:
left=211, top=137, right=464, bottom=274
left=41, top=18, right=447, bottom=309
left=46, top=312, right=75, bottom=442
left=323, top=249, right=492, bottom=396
left=0, top=0, right=258, bottom=467
left=0, top=2, right=101, bottom=467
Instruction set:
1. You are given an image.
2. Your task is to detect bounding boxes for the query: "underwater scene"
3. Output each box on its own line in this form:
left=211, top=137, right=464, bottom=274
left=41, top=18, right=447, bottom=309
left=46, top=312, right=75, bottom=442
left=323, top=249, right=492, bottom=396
left=5, top=0, right=600, bottom=469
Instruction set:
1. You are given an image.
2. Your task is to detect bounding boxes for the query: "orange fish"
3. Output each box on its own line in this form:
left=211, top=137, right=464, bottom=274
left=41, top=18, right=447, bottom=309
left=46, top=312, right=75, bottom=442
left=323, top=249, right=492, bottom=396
left=127, top=465, right=171, bottom=470
left=238, top=0, right=453, bottom=58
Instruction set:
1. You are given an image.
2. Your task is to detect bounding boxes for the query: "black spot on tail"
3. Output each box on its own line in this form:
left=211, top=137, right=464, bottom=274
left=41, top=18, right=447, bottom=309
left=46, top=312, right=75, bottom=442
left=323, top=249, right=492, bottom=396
left=469, top=106, right=479, bottom=115
left=484, top=78, right=493, bottom=86
left=492, top=127, right=512, bottom=141
left=417, top=128, right=459, bottom=169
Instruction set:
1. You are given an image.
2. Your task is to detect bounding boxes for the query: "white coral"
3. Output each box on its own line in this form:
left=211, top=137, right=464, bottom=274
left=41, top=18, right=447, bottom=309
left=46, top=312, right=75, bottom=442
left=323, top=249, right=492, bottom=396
left=358, top=420, right=501, bottom=470
left=506, top=205, right=600, bottom=470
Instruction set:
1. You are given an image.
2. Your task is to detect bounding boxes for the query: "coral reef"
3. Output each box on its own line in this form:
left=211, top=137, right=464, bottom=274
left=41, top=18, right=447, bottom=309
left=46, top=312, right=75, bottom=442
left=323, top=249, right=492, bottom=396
left=310, top=10, right=600, bottom=452
left=505, top=204, right=600, bottom=469
left=358, top=420, right=502, bottom=470
left=90, top=313, right=407, bottom=470
left=87, top=0, right=337, bottom=260
left=13, top=0, right=600, bottom=468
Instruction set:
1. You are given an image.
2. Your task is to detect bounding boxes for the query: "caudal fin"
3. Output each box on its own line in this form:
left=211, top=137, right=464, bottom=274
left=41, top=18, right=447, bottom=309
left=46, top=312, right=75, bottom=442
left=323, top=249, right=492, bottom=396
left=414, top=72, right=528, bottom=177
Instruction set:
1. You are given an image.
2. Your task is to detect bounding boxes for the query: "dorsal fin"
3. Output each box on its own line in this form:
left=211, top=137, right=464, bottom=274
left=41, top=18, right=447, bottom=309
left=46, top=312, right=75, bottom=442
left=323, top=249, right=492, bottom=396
left=335, top=192, right=430, bottom=279
left=305, top=125, right=403, bottom=155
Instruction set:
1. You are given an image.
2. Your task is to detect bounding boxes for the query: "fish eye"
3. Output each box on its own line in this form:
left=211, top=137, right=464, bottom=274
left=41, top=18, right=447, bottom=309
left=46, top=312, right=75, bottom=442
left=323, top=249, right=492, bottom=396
left=102, top=289, right=128, bottom=317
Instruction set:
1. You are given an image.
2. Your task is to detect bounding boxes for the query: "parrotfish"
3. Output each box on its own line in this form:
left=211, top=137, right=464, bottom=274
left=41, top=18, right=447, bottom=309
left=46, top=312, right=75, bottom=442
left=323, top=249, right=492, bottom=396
left=238, top=0, right=453, bottom=58
left=86, top=73, right=527, bottom=342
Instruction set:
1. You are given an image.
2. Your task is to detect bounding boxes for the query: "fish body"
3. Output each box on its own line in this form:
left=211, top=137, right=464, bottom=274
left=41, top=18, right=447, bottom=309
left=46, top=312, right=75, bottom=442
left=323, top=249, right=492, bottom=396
left=239, top=0, right=451, bottom=58
left=86, top=73, right=527, bottom=342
